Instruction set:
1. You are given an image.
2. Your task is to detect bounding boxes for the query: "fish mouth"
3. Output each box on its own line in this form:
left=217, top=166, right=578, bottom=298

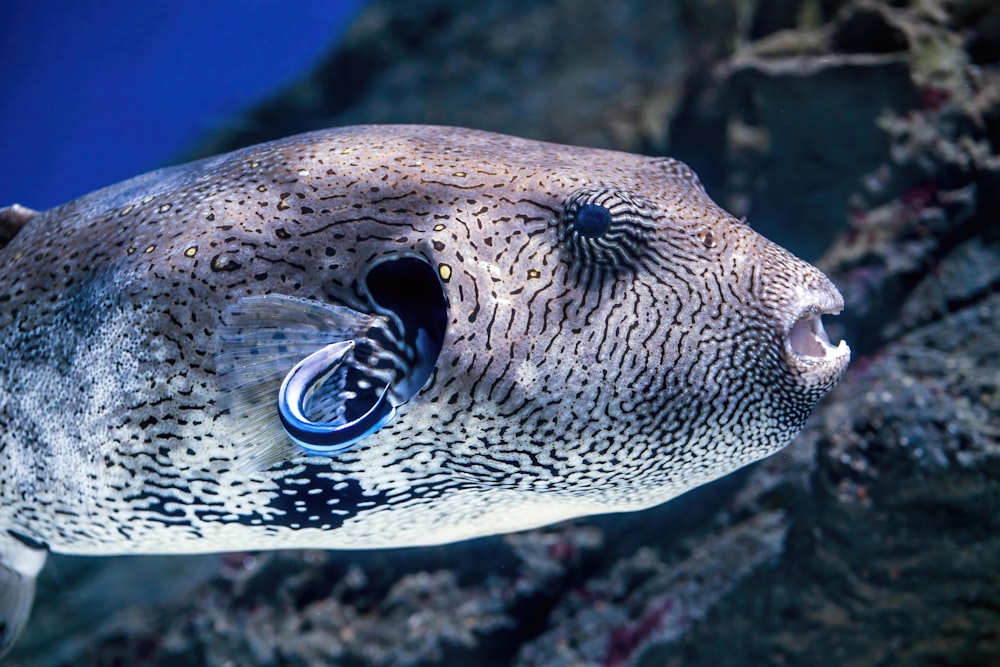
left=784, top=295, right=851, bottom=376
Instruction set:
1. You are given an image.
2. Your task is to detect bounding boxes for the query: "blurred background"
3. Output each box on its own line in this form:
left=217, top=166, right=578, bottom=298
left=0, top=0, right=365, bottom=210
left=4, top=0, right=999, bottom=665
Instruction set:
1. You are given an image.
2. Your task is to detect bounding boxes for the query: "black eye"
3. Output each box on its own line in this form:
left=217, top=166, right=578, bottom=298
left=573, top=204, right=612, bottom=238
left=559, top=186, right=656, bottom=274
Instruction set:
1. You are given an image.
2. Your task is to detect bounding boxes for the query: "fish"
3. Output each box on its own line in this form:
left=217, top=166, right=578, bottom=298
left=0, top=124, right=850, bottom=654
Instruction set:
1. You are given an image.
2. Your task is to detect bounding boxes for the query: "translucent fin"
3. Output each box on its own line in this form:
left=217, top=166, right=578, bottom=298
left=0, top=204, right=38, bottom=249
left=0, top=531, right=47, bottom=659
left=216, top=294, right=407, bottom=470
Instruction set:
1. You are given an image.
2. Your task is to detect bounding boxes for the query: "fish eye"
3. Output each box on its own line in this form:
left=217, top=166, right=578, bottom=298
left=559, top=186, right=656, bottom=273
left=572, top=204, right=612, bottom=238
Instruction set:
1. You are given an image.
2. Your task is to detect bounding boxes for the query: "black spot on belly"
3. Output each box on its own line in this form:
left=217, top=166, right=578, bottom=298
left=140, top=492, right=194, bottom=528
left=199, top=467, right=389, bottom=531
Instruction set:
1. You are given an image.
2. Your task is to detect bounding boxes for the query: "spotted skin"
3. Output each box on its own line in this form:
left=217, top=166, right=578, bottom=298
left=0, top=125, right=849, bottom=559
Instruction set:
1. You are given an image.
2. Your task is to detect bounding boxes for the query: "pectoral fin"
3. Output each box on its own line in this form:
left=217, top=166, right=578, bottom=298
left=216, top=294, right=407, bottom=469
left=0, top=531, right=47, bottom=658
left=0, top=204, right=38, bottom=249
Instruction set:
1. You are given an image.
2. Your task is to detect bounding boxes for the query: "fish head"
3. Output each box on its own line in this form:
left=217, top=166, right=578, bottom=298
left=310, top=139, right=852, bottom=512
left=212, top=128, right=850, bottom=534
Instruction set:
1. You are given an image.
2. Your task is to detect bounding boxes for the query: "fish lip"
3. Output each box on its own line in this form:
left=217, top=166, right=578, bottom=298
left=783, top=288, right=851, bottom=374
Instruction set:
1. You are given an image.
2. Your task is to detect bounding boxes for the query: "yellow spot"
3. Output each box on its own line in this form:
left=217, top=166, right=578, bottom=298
left=127, top=247, right=137, bottom=255
left=340, top=147, right=355, bottom=155
left=142, top=196, right=154, bottom=204
left=527, top=269, right=541, bottom=279
left=453, top=171, right=467, bottom=177
left=438, top=264, right=452, bottom=282
left=144, top=245, right=156, bottom=253
left=433, top=224, right=446, bottom=231
left=119, top=205, right=134, bottom=217
left=184, top=246, right=198, bottom=257
left=276, top=197, right=291, bottom=211
left=257, top=185, right=267, bottom=192
left=158, top=203, right=171, bottom=213
left=249, top=161, right=261, bottom=168
left=13, top=252, right=23, bottom=261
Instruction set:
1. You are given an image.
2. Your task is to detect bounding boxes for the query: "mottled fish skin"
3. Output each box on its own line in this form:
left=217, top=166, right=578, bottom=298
left=0, top=125, right=849, bottom=559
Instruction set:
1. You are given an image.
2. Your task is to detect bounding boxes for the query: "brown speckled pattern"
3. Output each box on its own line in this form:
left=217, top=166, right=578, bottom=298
left=0, top=125, right=847, bottom=556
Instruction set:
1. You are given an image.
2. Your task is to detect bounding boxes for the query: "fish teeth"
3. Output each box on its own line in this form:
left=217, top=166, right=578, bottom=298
left=788, top=315, right=847, bottom=361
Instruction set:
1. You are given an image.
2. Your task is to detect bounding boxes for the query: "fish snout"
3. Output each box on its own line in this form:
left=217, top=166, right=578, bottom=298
left=783, top=277, right=850, bottom=392
left=752, top=238, right=851, bottom=393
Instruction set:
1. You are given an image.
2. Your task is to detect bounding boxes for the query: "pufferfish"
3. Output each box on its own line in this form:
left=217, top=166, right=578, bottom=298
left=0, top=125, right=849, bottom=653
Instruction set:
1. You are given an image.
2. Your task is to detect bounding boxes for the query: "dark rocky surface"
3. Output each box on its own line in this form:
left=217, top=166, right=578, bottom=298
left=10, top=0, right=999, bottom=665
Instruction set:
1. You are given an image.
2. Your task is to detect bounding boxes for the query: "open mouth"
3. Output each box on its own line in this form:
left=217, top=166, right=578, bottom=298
left=788, top=311, right=850, bottom=363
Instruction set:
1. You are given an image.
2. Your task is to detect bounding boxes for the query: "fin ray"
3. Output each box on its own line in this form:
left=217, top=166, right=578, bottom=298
left=216, top=294, right=402, bottom=470
left=0, top=204, right=38, bottom=250
left=0, top=531, right=47, bottom=658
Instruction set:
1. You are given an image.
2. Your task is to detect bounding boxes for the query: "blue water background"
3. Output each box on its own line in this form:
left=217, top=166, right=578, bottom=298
left=0, top=1, right=366, bottom=211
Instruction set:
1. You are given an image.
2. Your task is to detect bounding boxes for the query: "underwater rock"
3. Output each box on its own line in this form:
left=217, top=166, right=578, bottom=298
left=196, top=0, right=697, bottom=156
left=648, top=1, right=1000, bottom=664
left=645, top=292, right=1000, bottom=667
left=196, top=0, right=862, bottom=163
left=515, top=512, right=789, bottom=667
